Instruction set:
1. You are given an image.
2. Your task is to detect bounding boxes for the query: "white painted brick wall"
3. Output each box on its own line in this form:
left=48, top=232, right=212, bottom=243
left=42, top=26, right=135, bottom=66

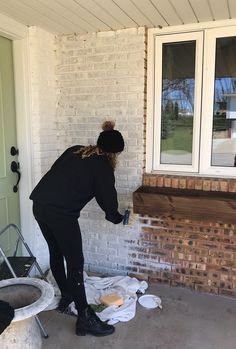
left=30, top=26, right=145, bottom=275
left=55, top=27, right=145, bottom=275
left=29, top=27, right=57, bottom=269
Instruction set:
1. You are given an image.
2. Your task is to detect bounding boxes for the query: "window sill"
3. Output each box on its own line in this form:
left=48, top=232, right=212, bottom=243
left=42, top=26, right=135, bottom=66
left=149, top=170, right=236, bottom=180
left=133, top=186, right=236, bottom=224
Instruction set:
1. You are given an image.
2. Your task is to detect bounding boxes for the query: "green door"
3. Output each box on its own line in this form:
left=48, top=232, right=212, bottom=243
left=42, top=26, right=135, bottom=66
left=0, top=36, right=20, bottom=257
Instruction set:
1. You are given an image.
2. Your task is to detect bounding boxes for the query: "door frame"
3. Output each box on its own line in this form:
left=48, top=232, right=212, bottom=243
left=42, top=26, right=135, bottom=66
left=0, top=13, right=35, bottom=252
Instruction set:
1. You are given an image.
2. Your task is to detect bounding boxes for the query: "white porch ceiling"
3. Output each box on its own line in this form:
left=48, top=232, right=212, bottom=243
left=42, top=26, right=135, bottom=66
left=0, top=0, right=235, bottom=34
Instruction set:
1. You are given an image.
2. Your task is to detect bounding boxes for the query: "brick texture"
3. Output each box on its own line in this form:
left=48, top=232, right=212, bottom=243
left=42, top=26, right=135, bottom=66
left=127, top=174, right=236, bottom=296
left=55, top=28, right=146, bottom=275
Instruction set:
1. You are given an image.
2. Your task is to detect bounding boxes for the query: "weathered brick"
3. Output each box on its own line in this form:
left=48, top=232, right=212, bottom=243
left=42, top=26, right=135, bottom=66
left=228, top=180, right=236, bottom=192
left=219, top=180, right=228, bottom=192
left=202, top=179, right=211, bottom=191
left=157, top=176, right=164, bottom=187
left=171, top=177, right=179, bottom=188
left=194, top=178, right=203, bottom=190
left=219, top=288, right=236, bottom=297
left=211, top=179, right=220, bottom=191
left=164, top=176, right=172, bottom=187
left=186, top=177, right=195, bottom=189
left=143, top=174, right=150, bottom=186
left=179, top=178, right=187, bottom=189
left=194, top=284, right=219, bottom=294
left=149, top=175, right=157, bottom=187
left=149, top=275, right=170, bottom=284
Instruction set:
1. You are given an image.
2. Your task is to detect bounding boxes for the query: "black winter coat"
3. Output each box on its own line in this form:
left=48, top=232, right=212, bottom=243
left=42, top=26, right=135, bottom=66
left=30, top=146, right=123, bottom=224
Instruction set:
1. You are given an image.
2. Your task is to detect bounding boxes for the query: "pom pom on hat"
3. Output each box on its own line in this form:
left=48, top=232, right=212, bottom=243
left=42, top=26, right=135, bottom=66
left=102, top=120, right=115, bottom=131
left=97, top=120, right=124, bottom=153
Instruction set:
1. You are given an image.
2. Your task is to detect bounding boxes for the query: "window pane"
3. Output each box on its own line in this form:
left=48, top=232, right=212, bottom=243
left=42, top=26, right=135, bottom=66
left=212, top=37, right=236, bottom=167
left=160, top=41, right=196, bottom=165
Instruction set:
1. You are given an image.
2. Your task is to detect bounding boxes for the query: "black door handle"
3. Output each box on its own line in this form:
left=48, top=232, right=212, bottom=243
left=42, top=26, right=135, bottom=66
left=10, top=146, right=19, bottom=156
left=11, top=161, right=21, bottom=193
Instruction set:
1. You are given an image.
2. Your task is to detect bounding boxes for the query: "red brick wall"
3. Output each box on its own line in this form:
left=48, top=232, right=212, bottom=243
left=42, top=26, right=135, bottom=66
left=129, top=174, right=236, bottom=297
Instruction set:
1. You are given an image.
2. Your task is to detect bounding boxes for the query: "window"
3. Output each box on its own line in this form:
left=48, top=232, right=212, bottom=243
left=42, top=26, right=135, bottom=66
left=147, top=25, right=236, bottom=177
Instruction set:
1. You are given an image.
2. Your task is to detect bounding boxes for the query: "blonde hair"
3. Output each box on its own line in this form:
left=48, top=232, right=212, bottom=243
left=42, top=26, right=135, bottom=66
left=75, top=145, right=118, bottom=169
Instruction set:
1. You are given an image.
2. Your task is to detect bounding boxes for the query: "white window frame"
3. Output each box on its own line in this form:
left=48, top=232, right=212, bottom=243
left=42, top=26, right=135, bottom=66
left=153, top=32, right=203, bottom=173
left=147, top=20, right=236, bottom=177
left=200, top=26, right=236, bottom=177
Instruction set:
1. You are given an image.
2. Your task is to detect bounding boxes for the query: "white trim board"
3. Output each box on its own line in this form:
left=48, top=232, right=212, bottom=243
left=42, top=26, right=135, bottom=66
left=0, top=13, right=28, bottom=39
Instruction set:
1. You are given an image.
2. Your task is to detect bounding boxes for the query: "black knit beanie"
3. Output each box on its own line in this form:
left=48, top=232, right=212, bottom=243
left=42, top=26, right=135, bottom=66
left=97, top=121, right=124, bottom=153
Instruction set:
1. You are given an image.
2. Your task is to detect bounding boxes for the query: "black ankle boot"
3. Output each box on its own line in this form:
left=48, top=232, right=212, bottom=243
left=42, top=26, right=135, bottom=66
left=76, top=306, right=115, bottom=336
left=57, top=294, right=73, bottom=313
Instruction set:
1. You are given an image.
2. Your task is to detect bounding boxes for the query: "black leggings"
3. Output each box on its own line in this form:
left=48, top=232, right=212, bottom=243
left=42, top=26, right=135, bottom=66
left=33, top=202, right=88, bottom=312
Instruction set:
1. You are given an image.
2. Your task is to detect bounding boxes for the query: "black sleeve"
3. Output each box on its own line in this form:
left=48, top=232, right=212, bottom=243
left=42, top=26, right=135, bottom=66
left=51, top=145, right=82, bottom=169
left=94, top=159, right=123, bottom=224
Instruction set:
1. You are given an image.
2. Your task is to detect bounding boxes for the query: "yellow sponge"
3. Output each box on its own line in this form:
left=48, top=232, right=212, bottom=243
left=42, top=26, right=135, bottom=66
left=100, top=293, right=123, bottom=306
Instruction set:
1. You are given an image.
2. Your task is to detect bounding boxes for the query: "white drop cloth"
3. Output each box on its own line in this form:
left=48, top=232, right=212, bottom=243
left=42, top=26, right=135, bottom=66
left=46, top=271, right=148, bottom=325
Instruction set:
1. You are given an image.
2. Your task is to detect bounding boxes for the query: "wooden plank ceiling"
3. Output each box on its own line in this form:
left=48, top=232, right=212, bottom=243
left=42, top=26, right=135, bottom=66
left=0, top=0, right=234, bottom=34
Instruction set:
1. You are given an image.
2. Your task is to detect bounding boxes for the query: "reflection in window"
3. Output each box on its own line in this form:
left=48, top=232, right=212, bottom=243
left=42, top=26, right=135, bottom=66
left=212, top=37, right=236, bottom=167
left=160, top=41, right=196, bottom=165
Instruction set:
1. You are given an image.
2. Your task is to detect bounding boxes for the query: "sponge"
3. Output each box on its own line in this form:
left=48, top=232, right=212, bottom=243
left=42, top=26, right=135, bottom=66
left=100, top=293, right=123, bottom=306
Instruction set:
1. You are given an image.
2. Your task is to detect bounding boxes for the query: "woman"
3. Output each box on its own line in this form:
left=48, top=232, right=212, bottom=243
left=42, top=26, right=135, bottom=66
left=30, top=121, right=124, bottom=336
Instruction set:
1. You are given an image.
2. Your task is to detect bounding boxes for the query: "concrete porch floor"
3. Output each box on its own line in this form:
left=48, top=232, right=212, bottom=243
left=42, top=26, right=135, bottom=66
left=39, top=282, right=236, bottom=349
